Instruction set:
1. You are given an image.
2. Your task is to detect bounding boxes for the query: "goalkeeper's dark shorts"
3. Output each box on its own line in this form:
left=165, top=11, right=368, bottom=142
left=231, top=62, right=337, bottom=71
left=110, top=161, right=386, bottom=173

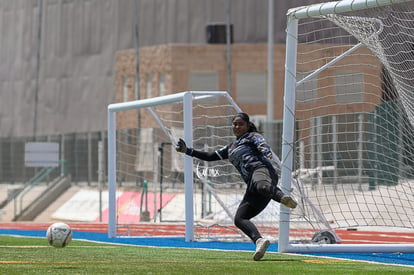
left=244, top=167, right=278, bottom=211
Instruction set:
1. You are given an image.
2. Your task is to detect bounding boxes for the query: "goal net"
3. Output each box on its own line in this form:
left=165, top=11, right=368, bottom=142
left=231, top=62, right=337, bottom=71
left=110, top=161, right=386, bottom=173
left=280, top=0, right=414, bottom=252
left=107, top=91, right=283, bottom=241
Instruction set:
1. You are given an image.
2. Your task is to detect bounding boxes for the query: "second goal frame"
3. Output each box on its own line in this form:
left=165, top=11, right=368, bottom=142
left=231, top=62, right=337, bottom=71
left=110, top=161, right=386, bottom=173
left=107, top=91, right=242, bottom=241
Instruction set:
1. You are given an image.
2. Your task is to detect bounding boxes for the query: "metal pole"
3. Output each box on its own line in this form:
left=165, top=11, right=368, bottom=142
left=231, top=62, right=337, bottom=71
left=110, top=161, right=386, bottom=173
left=98, top=140, right=104, bottom=222
left=279, top=16, right=298, bottom=253
left=152, top=142, right=159, bottom=222
left=267, top=0, right=274, bottom=122
left=33, top=0, right=43, bottom=140
left=60, top=134, right=65, bottom=176
left=107, top=110, right=117, bottom=238
left=88, top=132, right=92, bottom=186
left=226, top=0, right=232, bottom=94
left=183, top=93, right=194, bottom=241
left=134, top=0, right=140, bottom=102
left=134, top=0, right=142, bottom=192
left=158, top=144, right=164, bottom=222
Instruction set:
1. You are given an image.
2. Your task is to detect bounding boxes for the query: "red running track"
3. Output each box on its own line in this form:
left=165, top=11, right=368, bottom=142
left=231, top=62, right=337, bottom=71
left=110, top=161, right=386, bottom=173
left=1, top=222, right=414, bottom=244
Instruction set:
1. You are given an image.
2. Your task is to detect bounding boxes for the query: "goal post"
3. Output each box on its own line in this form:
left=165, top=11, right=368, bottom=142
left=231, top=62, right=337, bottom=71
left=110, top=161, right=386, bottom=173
left=280, top=0, right=414, bottom=253
left=107, top=91, right=243, bottom=241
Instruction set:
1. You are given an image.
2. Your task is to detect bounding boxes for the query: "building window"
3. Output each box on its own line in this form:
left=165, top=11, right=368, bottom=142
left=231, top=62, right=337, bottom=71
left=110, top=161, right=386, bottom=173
left=335, top=73, right=364, bottom=103
left=122, top=76, right=128, bottom=102
left=236, top=72, right=266, bottom=103
left=296, top=72, right=318, bottom=103
left=159, top=73, right=166, bottom=96
left=189, top=72, right=218, bottom=91
left=146, top=74, right=152, bottom=98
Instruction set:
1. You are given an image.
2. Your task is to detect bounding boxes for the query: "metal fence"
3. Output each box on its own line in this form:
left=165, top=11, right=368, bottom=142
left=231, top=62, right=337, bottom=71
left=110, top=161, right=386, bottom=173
left=0, top=120, right=285, bottom=188
left=0, top=131, right=107, bottom=186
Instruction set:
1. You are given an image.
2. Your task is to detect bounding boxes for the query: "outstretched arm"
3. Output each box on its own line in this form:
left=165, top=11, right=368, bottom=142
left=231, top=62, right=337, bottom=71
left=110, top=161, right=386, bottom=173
left=175, top=138, right=222, bottom=161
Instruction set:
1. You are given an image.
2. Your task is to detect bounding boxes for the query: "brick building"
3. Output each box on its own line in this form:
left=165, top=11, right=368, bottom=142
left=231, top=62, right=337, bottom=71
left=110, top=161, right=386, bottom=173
left=114, top=43, right=381, bottom=134
left=113, top=42, right=383, bottom=182
left=115, top=43, right=287, bottom=130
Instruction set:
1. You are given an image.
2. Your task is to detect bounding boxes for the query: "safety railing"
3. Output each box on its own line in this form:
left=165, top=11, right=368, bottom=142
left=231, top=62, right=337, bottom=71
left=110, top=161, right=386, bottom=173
left=13, top=160, right=67, bottom=219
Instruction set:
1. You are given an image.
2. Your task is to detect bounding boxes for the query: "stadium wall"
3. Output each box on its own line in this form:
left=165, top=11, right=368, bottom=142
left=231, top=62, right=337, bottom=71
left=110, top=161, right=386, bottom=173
left=0, top=0, right=332, bottom=184
left=0, top=0, right=329, bottom=138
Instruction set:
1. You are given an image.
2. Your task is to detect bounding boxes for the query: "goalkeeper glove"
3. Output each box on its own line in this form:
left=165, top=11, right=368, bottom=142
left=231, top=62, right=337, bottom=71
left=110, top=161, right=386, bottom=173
left=176, top=138, right=187, bottom=153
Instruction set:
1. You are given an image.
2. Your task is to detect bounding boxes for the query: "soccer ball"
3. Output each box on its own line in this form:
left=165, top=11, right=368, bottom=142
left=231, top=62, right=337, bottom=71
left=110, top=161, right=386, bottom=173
left=46, top=222, right=72, bottom=248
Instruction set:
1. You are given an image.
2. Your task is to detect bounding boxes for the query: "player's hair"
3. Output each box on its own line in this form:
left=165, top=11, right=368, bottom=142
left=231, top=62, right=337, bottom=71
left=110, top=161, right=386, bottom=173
left=233, top=112, right=259, bottom=133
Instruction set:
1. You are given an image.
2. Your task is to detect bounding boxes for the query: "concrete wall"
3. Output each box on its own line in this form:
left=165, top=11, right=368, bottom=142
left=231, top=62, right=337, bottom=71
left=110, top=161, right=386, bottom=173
left=0, top=0, right=330, bottom=137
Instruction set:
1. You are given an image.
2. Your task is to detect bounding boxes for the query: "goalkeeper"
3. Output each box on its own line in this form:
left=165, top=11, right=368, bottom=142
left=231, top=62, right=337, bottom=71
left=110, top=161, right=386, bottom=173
left=176, top=112, right=297, bottom=261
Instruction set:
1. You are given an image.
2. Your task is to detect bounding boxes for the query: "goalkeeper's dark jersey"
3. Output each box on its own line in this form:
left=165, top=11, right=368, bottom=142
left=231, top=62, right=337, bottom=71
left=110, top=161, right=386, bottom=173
left=190, top=131, right=277, bottom=184
left=217, top=132, right=276, bottom=184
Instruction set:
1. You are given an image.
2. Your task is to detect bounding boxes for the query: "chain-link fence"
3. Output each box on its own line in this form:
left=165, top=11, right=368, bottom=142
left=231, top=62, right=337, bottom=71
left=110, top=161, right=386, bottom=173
left=0, top=131, right=107, bottom=186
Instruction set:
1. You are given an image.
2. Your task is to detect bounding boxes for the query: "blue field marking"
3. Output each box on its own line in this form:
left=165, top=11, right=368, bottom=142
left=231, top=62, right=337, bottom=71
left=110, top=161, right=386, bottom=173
left=1, top=228, right=414, bottom=267
left=307, top=252, right=414, bottom=267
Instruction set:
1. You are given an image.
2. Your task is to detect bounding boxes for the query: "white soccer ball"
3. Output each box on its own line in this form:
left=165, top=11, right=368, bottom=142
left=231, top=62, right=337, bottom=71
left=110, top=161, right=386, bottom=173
left=46, top=222, right=72, bottom=248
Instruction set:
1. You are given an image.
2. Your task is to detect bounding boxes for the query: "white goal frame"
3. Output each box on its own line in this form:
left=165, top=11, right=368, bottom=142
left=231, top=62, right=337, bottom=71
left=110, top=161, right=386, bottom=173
left=280, top=0, right=414, bottom=253
left=107, top=91, right=241, bottom=241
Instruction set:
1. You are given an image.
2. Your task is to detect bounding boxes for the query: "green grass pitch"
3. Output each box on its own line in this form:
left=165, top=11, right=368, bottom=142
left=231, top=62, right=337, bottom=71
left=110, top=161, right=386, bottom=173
left=0, top=235, right=413, bottom=274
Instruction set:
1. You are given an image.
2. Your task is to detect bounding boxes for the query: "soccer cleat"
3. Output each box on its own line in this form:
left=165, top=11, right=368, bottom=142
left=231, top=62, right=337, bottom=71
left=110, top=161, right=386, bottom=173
left=281, top=195, right=297, bottom=209
left=253, top=238, right=270, bottom=261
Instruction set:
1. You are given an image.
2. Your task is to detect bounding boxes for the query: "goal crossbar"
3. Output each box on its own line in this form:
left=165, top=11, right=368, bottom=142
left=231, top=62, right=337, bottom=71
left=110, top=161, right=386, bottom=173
left=108, top=91, right=238, bottom=112
left=288, top=0, right=409, bottom=20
